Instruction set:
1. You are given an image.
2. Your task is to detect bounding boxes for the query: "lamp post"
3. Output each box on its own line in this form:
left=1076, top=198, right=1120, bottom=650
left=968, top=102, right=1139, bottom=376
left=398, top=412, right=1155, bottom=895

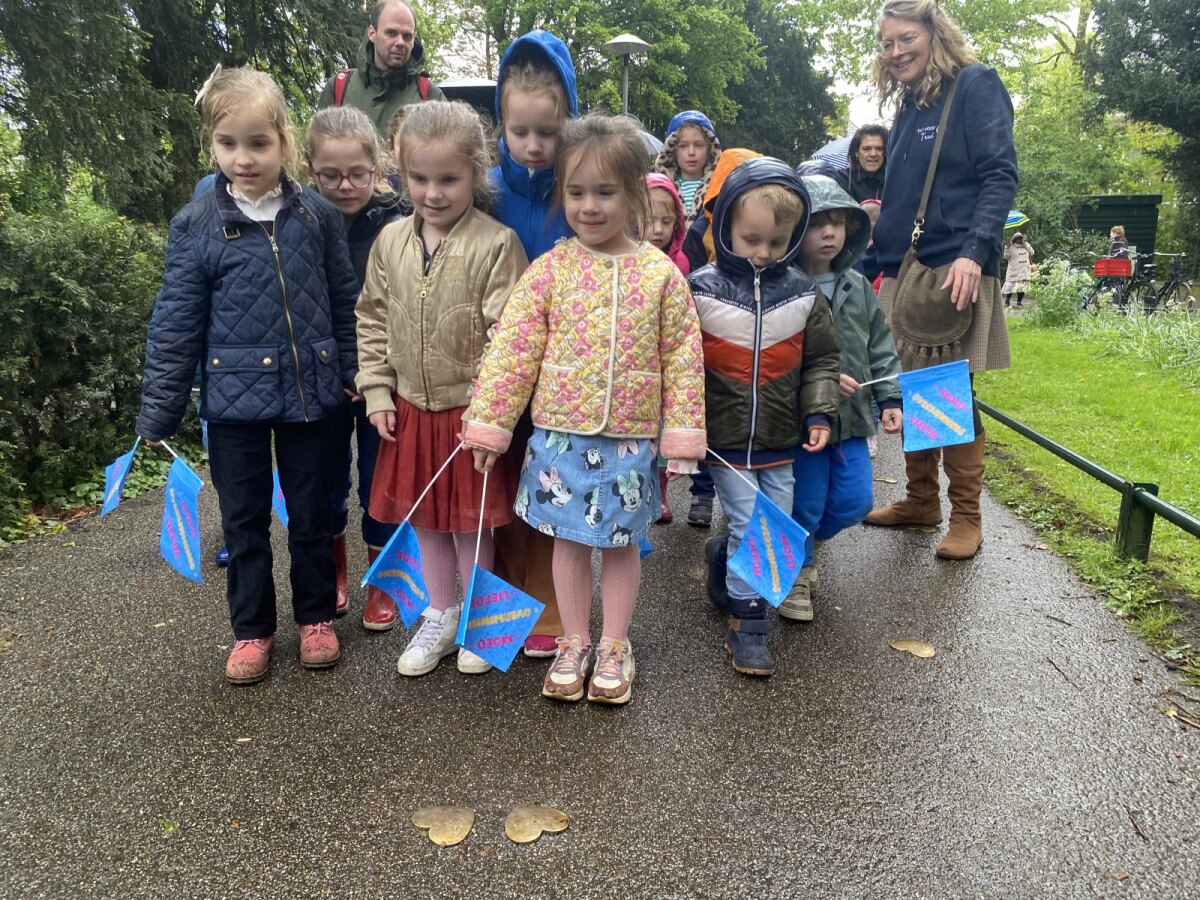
left=601, top=33, right=651, bottom=115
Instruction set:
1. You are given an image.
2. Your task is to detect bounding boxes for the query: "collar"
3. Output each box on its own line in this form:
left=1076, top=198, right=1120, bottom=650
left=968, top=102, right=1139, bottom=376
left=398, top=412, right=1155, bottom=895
left=497, top=139, right=556, bottom=201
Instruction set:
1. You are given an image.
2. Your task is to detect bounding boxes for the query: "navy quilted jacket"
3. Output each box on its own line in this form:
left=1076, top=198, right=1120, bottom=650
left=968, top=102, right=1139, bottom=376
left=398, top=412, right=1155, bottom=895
left=137, top=173, right=360, bottom=441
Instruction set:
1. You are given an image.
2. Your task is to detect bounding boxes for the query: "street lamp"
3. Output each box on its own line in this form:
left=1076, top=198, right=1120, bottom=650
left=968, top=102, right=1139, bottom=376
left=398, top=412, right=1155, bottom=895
left=602, top=33, right=651, bottom=115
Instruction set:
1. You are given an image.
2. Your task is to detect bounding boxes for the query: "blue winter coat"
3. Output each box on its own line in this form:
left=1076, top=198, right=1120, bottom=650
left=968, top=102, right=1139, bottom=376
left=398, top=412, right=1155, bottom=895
left=136, top=173, right=361, bottom=441
left=488, top=30, right=578, bottom=261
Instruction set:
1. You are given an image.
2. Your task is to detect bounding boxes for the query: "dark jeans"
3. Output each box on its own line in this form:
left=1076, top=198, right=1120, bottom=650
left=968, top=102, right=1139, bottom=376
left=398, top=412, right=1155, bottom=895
left=689, top=460, right=715, bottom=501
left=354, top=402, right=397, bottom=548
left=208, top=418, right=339, bottom=639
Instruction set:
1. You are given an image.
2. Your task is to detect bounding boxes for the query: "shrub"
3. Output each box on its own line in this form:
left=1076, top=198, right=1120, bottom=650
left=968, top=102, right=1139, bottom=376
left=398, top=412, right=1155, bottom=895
left=0, top=195, right=164, bottom=508
left=1025, top=257, right=1092, bottom=328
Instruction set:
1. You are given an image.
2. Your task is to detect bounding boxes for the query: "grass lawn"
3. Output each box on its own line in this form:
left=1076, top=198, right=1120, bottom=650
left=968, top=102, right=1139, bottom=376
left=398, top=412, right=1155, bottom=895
left=975, top=320, right=1200, bottom=677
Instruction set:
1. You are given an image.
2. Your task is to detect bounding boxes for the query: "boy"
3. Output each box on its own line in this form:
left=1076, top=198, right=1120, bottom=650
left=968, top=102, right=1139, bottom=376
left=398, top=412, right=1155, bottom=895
left=688, top=158, right=841, bottom=677
left=781, top=176, right=903, bottom=623
left=654, top=111, right=721, bottom=228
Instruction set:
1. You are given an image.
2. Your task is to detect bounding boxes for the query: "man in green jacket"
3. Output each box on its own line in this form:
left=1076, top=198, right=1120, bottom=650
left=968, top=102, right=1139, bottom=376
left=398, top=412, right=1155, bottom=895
left=317, top=0, right=446, bottom=138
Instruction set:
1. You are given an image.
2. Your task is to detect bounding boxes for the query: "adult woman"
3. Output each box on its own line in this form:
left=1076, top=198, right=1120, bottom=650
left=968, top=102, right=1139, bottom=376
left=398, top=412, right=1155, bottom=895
left=838, top=124, right=888, bottom=202
left=1001, top=232, right=1034, bottom=309
left=862, top=0, right=1017, bottom=560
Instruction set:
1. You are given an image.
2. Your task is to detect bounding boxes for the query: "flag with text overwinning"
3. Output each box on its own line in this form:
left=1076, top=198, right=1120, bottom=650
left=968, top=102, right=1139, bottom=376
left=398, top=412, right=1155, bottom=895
left=362, top=521, right=429, bottom=627
left=727, top=490, right=807, bottom=607
left=899, top=359, right=975, bottom=452
left=100, top=438, right=140, bottom=517
left=456, top=567, right=545, bottom=672
left=638, top=535, right=653, bottom=559
left=159, top=457, right=204, bottom=583
left=271, top=469, right=289, bottom=528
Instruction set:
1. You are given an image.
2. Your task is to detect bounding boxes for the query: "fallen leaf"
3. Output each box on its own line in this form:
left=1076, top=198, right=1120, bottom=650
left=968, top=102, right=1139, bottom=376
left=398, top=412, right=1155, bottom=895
left=1112, top=871, right=1129, bottom=882
left=412, top=806, right=474, bottom=847
left=235, top=737, right=252, bottom=743
left=874, top=476, right=898, bottom=484
left=505, top=804, right=569, bottom=844
left=890, top=639, right=936, bottom=659
left=917, top=525, right=939, bottom=534
left=1033, top=542, right=1049, bottom=551
left=152, top=622, right=166, bottom=629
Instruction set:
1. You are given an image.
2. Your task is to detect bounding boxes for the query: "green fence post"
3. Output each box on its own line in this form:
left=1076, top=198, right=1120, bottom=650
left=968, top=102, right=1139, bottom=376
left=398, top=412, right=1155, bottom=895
left=1116, top=482, right=1159, bottom=562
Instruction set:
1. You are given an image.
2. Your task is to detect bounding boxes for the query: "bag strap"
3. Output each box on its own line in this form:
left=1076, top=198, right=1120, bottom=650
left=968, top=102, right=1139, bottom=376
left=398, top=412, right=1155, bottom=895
left=911, top=74, right=961, bottom=247
left=333, top=68, right=353, bottom=106
left=417, top=74, right=430, bottom=101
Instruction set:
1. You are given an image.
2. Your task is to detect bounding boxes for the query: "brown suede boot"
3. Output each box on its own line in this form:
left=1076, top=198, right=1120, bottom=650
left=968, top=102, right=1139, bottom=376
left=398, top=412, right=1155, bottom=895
left=936, top=432, right=986, bottom=560
left=333, top=531, right=349, bottom=616
left=362, top=545, right=398, bottom=631
left=863, top=449, right=943, bottom=527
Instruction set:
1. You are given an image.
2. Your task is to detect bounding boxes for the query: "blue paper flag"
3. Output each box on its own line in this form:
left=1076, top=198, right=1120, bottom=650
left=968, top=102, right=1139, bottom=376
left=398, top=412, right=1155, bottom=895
left=100, top=438, right=140, bottom=517
left=899, top=359, right=976, bottom=452
left=638, top=535, right=653, bottom=559
left=159, top=457, right=204, bottom=583
left=727, top=490, right=807, bottom=607
left=457, top=566, right=545, bottom=672
left=362, top=521, right=429, bottom=627
left=271, top=469, right=289, bottom=529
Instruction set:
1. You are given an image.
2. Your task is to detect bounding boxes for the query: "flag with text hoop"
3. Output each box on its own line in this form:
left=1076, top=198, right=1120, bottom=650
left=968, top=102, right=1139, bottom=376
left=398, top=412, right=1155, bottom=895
left=100, top=439, right=140, bottom=517
left=899, top=359, right=975, bottom=452
left=726, top=490, right=807, bottom=608
left=362, top=521, right=429, bottom=627
left=457, top=566, right=545, bottom=672
left=159, top=458, right=204, bottom=583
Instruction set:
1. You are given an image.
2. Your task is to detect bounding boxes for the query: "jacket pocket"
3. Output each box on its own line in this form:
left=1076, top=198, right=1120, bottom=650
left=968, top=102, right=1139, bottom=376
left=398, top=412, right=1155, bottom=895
left=611, top=368, right=662, bottom=432
left=310, top=337, right=344, bottom=410
left=204, top=344, right=283, bottom=421
left=534, top=363, right=589, bottom=430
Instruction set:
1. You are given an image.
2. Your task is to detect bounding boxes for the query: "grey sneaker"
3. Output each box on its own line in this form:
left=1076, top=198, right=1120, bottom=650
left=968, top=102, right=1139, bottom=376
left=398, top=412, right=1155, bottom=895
left=778, top=567, right=815, bottom=622
left=542, top=634, right=592, bottom=702
left=587, top=637, right=636, bottom=704
left=687, top=496, right=713, bottom=528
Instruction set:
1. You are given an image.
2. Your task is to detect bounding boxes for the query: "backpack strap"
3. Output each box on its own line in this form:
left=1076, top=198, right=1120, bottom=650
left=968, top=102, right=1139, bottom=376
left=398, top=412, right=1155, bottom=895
left=333, top=68, right=354, bottom=106
left=417, top=74, right=430, bottom=101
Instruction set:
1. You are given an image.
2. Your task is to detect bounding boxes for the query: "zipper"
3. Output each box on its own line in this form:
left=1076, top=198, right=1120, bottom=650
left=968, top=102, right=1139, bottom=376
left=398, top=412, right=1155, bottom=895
left=746, top=268, right=763, bottom=467
left=418, top=240, right=441, bottom=404
left=259, top=221, right=309, bottom=421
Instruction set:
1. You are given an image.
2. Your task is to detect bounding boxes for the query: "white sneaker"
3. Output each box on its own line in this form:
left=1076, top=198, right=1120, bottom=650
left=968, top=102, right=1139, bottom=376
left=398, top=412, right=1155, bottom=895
left=778, top=567, right=815, bottom=622
left=396, top=606, right=460, bottom=676
left=456, top=647, right=493, bottom=675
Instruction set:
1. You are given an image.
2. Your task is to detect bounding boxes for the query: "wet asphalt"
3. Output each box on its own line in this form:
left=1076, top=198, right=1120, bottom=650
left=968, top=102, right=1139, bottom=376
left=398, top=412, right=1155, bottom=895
left=1, top=434, right=1197, bottom=899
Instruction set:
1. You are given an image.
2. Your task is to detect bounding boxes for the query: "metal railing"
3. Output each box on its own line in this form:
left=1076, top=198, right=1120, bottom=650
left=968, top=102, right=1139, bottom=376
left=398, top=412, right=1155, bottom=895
left=977, top=400, right=1200, bottom=562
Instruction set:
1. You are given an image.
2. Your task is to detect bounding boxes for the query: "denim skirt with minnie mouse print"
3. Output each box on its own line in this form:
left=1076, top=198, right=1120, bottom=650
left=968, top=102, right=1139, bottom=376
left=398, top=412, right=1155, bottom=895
left=515, top=427, right=659, bottom=548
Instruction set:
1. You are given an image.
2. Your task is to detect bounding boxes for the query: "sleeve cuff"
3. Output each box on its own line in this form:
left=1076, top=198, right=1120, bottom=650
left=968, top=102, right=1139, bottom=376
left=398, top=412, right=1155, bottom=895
left=804, top=414, right=833, bottom=431
left=462, top=421, right=513, bottom=455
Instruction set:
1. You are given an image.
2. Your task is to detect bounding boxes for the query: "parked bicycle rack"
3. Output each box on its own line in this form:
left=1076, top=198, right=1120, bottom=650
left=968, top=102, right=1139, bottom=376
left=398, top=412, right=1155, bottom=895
left=977, top=400, right=1200, bottom=562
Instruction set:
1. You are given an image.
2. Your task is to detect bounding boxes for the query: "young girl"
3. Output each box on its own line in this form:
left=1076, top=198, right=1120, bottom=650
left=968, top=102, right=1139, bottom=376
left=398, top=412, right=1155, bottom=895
left=355, top=100, right=528, bottom=678
left=653, top=111, right=721, bottom=228
left=303, top=105, right=404, bottom=631
left=1001, top=232, right=1035, bottom=310
left=136, top=67, right=361, bottom=685
left=487, top=29, right=578, bottom=659
left=464, top=115, right=707, bottom=706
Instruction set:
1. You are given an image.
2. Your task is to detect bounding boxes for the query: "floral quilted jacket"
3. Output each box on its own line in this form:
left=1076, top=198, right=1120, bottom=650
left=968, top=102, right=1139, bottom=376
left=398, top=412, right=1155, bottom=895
left=464, top=239, right=707, bottom=461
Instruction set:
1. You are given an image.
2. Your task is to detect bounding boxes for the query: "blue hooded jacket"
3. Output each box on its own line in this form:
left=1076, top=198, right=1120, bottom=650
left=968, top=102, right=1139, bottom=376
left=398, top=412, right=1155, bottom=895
left=488, top=31, right=578, bottom=262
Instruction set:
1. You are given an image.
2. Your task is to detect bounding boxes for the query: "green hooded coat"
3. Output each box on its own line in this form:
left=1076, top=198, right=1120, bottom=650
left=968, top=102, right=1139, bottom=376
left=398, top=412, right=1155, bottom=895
left=317, top=39, right=445, bottom=137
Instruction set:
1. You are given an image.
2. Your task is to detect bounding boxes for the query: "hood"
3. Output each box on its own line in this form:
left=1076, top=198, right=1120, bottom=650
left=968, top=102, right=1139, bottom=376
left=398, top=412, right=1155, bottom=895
left=711, top=157, right=811, bottom=277
left=799, top=174, right=871, bottom=272
left=1012, top=232, right=1024, bottom=242
left=356, top=38, right=430, bottom=85
left=664, top=110, right=718, bottom=143
left=494, top=30, right=579, bottom=122
left=645, top=173, right=686, bottom=258
left=703, top=149, right=763, bottom=221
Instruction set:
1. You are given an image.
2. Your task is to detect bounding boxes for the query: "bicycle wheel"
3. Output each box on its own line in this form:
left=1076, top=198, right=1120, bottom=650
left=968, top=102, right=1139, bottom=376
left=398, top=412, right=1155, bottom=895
left=1080, top=283, right=1102, bottom=315
left=1131, top=282, right=1159, bottom=313
left=1161, top=281, right=1192, bottom=311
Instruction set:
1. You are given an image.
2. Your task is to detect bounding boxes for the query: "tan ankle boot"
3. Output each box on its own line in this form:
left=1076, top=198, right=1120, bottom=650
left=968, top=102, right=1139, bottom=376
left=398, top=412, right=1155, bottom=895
left=936, top=431, right=986, bottom=559
left=864, top=448, right=943, bottom=527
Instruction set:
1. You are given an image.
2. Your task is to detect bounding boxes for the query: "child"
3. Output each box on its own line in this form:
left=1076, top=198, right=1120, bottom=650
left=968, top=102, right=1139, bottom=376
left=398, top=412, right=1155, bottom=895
left=356, top=101, right=529, bottom=677
left=1107, top=225, right=1129, bottom=258
left=464, top=114, right=706, bottom=705
left=689, top=158, right=840, bottom=677
left=782, top=175, right=902, bottom=623
left=1001, top=232, right=1034, bottom=310
left=303, top=105, right=405, bottom=631
left=136, top=67, right=361, bottom=684
left=654, top=111, right=721, bottom=228
left=487, top=30, right=578, bottom=659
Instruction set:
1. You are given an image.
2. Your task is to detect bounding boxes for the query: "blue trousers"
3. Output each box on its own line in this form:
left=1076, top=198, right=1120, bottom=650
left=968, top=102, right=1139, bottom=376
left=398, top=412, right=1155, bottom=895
left=790, top=437, right=874, bottom=566
left=710, top=463, right=795, bottom=618
left=353, top=403, right=397, bottom=548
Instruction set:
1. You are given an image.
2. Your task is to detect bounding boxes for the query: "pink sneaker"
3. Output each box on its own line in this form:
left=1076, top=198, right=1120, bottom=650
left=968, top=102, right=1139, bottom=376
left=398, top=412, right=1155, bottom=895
left=225, top=636, right=275, bottom=685
left=523, top=634, right=559, bottom=658
left=298, top=621, right=341, bottom=669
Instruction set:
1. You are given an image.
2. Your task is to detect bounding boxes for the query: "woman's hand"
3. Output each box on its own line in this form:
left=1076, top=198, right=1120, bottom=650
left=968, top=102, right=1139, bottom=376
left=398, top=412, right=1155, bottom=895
left=839, top=373, right=861, bottom=399
left=880, top=408, right=903, bottom=434
left=369, top=410, right=396, bottom=443
left=940, top=257, right=983, bottom=311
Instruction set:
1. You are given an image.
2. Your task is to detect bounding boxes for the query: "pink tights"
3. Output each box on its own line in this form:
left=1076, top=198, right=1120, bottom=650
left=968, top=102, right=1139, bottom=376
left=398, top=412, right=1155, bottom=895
left=415, top=526, right=495, bottom=612
left=551, top=538, right=641, bottom=644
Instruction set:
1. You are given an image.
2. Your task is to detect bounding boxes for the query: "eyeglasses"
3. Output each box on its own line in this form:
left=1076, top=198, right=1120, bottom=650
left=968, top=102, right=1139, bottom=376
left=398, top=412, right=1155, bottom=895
left=877, top=32, right=923, bottom=57
left=314, top=168, right=374, bottom=190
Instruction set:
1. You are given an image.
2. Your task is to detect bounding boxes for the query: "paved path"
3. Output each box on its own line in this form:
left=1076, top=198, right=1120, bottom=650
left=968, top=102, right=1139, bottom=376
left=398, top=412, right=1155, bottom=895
left=1, top=437, right=1197, bottom=898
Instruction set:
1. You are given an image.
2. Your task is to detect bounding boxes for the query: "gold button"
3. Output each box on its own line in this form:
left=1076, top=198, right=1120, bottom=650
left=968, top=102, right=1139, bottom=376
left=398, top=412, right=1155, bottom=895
left=320, top=349, right=328, bottom=358
left=211, top=358, right=219, bottom=367
left=262, top=357, right=272, bottom=366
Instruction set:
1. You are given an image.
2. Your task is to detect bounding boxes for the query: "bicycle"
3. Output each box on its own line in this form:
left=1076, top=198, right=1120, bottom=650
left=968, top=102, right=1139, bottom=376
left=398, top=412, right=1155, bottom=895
left=1079, top=253, right=1131, bottom=314
left=1130, top=251, right=1193, bottom=313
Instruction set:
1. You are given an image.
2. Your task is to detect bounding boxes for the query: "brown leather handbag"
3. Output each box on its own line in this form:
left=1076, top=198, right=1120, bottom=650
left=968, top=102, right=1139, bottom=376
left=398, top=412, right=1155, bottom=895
left=890, top=76, right=970, bottom=370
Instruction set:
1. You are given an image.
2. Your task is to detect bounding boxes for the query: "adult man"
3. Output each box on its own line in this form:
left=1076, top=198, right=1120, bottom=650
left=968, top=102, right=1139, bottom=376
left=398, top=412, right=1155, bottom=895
left=317, top=0, right=445, bottom=136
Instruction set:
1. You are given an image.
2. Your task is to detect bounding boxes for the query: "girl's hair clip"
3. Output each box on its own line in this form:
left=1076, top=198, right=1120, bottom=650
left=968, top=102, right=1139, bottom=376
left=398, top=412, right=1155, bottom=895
left=195, top=64, right=223, bottom=107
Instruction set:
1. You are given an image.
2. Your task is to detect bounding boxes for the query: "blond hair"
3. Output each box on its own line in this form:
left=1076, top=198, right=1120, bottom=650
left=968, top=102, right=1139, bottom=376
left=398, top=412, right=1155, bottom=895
left=391, top=101, right=495, bottom=211
left=304, top=106, right=396, bottom=195
left=871, top=0, right=977, bottom=111
left=499, top=60, right=570, bottom=125
left=1111, top=225, right=1126, bottom=239
left=555, top=114, right=651, bottom=234
left=196, top=66, right=300, bottom=174
left=737, top=183, right=805, bottom=230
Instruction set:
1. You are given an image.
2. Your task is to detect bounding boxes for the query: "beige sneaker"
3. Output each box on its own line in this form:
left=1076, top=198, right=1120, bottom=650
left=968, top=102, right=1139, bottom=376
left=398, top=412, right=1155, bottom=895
left=778, top=567, right=815, bottom=622
left=587, top=637, right=635, bottom=705
left=542, top=634, right=591, bottom=702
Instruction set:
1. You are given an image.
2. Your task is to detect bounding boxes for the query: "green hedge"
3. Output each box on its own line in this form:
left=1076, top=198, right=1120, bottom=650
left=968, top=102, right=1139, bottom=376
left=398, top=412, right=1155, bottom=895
left=0, top=195, right=164, bottom=528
